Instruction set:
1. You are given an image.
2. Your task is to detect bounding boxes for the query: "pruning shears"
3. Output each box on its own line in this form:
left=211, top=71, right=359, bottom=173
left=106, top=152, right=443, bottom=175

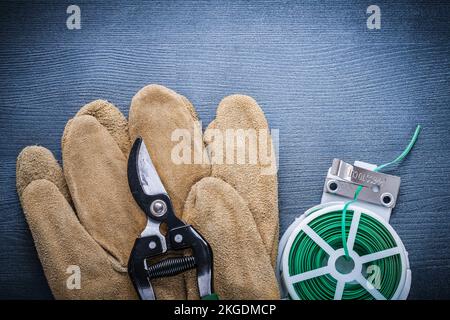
left=127, top=137, right=217, bottom=300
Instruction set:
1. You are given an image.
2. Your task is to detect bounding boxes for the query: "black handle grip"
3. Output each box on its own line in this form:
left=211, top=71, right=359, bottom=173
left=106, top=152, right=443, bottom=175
left=147, top=256, right=196, bottom=279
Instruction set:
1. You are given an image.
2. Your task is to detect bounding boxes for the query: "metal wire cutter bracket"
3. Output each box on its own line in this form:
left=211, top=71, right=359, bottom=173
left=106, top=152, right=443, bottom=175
left=127, top=137, right=217, bottom=300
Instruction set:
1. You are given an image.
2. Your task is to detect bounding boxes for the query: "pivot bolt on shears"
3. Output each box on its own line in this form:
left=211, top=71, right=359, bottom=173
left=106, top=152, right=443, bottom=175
left=127, top=137, right=217, bottom=300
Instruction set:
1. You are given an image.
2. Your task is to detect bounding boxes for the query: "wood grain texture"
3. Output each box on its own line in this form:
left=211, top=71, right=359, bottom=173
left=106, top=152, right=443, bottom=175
left=0, top=0, right=449, bottom=299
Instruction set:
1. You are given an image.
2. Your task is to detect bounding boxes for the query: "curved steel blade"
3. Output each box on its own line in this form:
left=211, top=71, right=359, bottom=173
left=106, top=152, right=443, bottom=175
left=128, top=137, right=169, bottom=216
left=128, top=137, right=167, bottom=197
left=136, top=138, right=167, bottom=196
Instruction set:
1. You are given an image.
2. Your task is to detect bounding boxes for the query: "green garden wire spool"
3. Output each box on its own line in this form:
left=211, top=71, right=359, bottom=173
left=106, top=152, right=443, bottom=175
left=276, top=160, right=412, bottom=300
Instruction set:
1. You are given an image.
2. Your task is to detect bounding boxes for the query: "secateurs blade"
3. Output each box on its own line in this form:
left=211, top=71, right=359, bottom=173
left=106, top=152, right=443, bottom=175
left=127, top=137, right=216, bottom=300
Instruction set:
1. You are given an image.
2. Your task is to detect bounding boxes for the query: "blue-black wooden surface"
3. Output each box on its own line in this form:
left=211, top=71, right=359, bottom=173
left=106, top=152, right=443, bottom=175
left=0, top=0, right=449, bottom=299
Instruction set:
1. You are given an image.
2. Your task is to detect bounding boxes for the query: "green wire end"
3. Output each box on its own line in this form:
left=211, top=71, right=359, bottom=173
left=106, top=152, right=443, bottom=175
left=341, top=125, right=421, bottom=258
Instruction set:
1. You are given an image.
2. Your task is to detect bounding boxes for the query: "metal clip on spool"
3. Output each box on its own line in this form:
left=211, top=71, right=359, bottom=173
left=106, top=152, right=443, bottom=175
left=277, top=159, right=411, bottom=300
left=323, top=159, right=401, bottom=221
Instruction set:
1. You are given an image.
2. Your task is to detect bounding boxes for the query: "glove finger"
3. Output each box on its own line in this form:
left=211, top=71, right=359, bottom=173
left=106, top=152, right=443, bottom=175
left=205, top=95, right=279, bottom=266
left=129, top=84, right=210, bottom=215
left=75, top=100, right=131, bottom=156
left=62, top=114, right=146, bottom=267
left=17, top=146, right=71, bottom=204
left=17, top=147, right=136, bottom=299
left=182, top=177, right=280, bottom=300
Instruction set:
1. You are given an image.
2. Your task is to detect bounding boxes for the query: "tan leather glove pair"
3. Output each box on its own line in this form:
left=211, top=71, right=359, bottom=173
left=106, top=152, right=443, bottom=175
left=16, top=84, right=279, bottom=299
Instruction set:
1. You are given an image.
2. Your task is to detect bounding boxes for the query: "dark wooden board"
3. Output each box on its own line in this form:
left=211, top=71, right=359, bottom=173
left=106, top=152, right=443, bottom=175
left=0, top=0, right=449, bottom=299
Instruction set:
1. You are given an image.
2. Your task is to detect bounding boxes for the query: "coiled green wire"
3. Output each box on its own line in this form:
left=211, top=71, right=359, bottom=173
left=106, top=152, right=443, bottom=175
left=287, top=125, right=421, bottom=300
left=288, top=211, right=402, bottom=299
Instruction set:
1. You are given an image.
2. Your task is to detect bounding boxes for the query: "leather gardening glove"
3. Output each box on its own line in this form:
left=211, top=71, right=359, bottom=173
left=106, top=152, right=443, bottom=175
left=129, top=85, right=280, bottom=299
left=17, top=84, right=279, bottom=299
left=16, top=99, right=186, bottom=299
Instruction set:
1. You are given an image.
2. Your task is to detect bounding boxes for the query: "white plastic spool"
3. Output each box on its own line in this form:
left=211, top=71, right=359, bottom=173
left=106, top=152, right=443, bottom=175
left=276, top=161, right=412, bottom=300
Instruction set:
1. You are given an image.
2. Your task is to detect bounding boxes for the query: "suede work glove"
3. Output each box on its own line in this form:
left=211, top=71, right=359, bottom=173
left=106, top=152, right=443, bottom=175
left=16, top=85, right=279, bottom=299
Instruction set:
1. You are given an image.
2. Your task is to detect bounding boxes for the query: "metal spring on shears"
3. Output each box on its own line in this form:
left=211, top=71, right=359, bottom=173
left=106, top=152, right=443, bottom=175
left=147, top=256, right=197, bottom=279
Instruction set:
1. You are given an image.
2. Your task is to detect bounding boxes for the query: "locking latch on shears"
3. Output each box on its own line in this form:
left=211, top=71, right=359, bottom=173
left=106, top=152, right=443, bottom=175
left=127, top=137, right=217, bottom=300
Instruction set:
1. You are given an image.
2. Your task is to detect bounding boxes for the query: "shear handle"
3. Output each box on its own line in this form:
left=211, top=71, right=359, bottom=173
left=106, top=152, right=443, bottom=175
left=168, top=224, right=214, bottom=298
left=128, top=235, right=163, bottom=300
